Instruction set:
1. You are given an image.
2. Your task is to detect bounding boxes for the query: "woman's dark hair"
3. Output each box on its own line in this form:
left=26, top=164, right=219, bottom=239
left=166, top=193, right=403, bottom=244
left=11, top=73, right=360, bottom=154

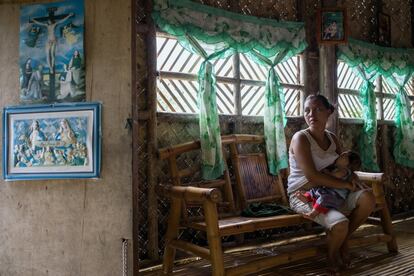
left=305, top=94, right=335, bottom=113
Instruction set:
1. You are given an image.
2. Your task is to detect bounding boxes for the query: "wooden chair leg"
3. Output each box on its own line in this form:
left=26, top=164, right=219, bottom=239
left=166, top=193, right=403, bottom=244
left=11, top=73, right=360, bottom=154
left=204, top=201, right=225, bottom=276
left=380, top=204, right=398, bottom=253
left=372, top=181, right=398, bottom=253
left=163, top=198, right=182, bottom=274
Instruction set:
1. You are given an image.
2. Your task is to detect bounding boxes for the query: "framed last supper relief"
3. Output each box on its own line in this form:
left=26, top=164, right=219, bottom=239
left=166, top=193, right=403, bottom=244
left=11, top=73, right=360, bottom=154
left=3, top=102, right=101, bottom=180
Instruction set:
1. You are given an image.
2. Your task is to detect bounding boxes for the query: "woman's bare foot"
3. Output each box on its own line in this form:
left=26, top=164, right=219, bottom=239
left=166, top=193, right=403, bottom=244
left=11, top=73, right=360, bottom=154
left=326, top=266, right=341, bottom=276
left=340, top=242, right=352, bottom=269
left=303, top=209, right=319, bottom=220
left=327, top=257, right=342, bottom=275
left=295, top=190, right=309, bottom=203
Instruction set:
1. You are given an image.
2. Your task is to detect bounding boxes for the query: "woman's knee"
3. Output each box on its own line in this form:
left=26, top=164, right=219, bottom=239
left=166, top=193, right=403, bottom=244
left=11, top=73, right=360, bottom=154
left=331, top=220, right=349, bottom=234
left=358, top=191, right=376, bottom=211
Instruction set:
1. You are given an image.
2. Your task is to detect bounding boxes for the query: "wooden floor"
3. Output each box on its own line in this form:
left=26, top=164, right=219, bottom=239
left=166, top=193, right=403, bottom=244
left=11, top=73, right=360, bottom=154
left=140, top=218, right=414, bottom=275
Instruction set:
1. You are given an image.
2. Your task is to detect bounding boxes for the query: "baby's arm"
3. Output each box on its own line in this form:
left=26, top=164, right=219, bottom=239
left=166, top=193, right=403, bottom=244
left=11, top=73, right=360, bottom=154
left=325, top=168, right=348, bottom=179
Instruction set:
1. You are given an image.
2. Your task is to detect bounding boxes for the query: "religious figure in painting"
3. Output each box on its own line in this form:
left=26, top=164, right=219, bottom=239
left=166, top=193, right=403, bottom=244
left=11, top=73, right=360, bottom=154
left=55, top=119, right=77, bottom=146
left=24, top=65, right=44, bottom=100
left=29, top=120, right=46, bottom=151
left=21, top=58, right=33, bottom=93
left=30, top=12, right=74, bottom=73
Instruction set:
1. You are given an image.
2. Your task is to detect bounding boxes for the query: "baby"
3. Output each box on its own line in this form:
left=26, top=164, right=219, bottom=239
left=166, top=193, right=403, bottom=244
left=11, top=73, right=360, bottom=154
left=296, top=150, right=364, bottom=219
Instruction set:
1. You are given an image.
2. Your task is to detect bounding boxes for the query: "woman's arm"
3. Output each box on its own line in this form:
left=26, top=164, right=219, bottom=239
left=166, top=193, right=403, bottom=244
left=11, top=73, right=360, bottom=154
left=291, top=132, right=354, bottom=190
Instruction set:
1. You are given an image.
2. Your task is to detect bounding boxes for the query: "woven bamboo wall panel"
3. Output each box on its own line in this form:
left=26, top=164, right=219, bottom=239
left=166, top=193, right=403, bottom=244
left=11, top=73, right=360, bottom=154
left=341, top=0, right=377, bottom=42
left=383, top=0, right=412, bottom=47
left=340, top=0, right=412, bottom=46
left=193, top=0, right=298, bottom=20
left=380, top=126, right=414, bottom=213
left=136, top=34, right=148, bottom=111
left=138, top=121, right=149, bottom=260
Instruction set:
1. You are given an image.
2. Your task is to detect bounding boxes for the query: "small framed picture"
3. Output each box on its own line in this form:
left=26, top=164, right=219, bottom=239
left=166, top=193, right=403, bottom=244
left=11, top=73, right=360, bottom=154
left=378, top=12, right=391, bottom=47
left=317, top=8, right=348, bottom=44
left=3, top=102, right=101, bottom=180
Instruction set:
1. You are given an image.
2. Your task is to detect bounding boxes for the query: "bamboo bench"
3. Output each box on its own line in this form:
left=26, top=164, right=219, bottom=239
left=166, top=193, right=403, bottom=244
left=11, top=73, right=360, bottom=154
left=158, top=134, right=398, bottom=276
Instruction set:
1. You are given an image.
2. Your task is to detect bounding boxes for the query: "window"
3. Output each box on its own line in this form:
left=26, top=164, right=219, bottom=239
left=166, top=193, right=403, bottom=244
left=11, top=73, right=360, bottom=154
left=156, top=33, right=304, bottom=117
left=337, top=61, right=364, bottom=118
left=337, top=60, right=414, bottom=121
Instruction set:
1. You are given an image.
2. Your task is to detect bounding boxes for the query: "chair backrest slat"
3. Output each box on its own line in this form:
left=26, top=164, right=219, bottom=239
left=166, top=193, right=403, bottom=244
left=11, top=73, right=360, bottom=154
left=226, top=135, right=289, bottom=209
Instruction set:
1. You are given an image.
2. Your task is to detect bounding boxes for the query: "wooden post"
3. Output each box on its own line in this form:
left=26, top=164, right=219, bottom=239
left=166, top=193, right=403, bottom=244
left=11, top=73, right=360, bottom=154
left=203, top=200, right=225, bottom=276
left=233, top=53, right=242, bottom=133
left=298, top=0, right=320, bottom=97
left=162, top=197, right=183, bottom=274
left=319, top=44, right=338, bottom=133
left=320, top=0, right=338, bottom=134
left=145, top=0, right=159, bottom=260
left=131, top=0, right=140, bottom=273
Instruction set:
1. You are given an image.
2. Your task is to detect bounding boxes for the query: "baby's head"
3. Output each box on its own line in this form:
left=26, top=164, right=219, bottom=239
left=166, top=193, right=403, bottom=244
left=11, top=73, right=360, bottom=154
left=335, top=150, right=361, bottom=171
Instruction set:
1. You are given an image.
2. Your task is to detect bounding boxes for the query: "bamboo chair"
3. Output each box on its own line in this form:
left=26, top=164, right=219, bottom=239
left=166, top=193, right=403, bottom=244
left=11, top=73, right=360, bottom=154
left=158, top=135, right=398, bottom=276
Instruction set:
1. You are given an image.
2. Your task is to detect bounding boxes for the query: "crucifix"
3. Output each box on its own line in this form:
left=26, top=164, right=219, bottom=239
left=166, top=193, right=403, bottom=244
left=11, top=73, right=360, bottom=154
left=30, top=7, right=73, bottom=100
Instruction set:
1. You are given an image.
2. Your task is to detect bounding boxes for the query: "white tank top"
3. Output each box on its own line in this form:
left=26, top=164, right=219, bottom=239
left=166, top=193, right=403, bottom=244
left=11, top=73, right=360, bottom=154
left=287, top=129, right=339, bottom=194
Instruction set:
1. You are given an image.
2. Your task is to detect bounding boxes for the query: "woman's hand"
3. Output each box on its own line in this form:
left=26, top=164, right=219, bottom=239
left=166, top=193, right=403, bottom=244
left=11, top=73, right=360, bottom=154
left=350, top=173, right=370, bottom=190
left=347, top=180, right=356, bottom=192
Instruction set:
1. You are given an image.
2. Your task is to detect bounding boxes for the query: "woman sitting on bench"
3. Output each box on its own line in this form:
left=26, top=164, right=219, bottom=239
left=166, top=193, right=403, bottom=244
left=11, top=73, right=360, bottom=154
left=287, top=94, right=376, bottom=274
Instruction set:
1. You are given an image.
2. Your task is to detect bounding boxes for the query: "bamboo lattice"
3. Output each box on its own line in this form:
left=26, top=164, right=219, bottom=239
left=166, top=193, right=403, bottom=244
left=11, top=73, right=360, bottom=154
left=156, top=35, right=303, bottom=116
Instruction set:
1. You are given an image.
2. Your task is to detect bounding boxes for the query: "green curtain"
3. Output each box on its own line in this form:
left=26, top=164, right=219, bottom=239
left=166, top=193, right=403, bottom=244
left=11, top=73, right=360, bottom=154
left=387, top=74, right=414, bottom=168
left=248, top=51, right=292, bottom=174
left=338, top=38, right=414, bottom=169
left=153, top=0, right=307, bottom=178
left=356, top=67, right=379, bottom=171
left=180, top=34, right=234, bottom=179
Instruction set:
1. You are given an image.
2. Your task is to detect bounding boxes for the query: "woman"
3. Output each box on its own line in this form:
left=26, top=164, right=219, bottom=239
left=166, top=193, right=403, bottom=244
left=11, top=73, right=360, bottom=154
left=68, top=50, right=82, bottom=86
left=58, top=64, right=76, bottom=99
left=287, top=94, right=376, bottom=273
left=55, top=119, right=77, bottom=146
left=25, top=65, right=43, bottom=100
left=21, top=58, right=33, bottom=92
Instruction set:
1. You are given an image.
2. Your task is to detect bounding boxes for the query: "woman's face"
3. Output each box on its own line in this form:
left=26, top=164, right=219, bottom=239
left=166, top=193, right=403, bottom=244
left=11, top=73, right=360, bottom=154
left=304, top=98, right=332, bottom=130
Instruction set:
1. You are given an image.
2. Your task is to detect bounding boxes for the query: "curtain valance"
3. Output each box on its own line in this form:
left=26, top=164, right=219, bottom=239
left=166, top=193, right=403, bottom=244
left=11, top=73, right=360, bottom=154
left=153, top=0, right=307, bottom=58
left=338, top=38, right=414, bottom=78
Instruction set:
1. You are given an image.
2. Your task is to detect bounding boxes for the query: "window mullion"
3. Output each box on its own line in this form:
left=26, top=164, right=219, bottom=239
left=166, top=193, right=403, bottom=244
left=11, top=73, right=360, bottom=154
left=233, top=53, right=242, bottom=117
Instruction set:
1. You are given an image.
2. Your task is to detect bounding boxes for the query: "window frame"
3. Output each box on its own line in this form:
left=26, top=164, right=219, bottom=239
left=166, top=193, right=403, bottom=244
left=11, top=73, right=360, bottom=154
left=155, top=32, right=305, bottom=120
left=337, top=60, right=414, bottom=125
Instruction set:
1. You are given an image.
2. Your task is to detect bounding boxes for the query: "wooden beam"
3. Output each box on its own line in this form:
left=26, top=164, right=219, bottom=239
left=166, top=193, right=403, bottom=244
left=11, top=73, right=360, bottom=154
left=131, top=0, right=140, bottom=274
left=145, top=0, right=159, bottom=261
left=320, top=44, right=338, bottom=134
left=233, top=53, right=242, bottom=133
left=170, top=240, right=211, bottom=260
left=158, top=71, right=304, bottom=90
left=319, top=1, right=338, bottom=134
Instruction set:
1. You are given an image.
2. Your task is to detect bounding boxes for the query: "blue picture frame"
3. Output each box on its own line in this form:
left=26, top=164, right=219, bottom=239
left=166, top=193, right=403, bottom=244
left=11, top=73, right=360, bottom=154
left=3, top=102, right=101, bottom=180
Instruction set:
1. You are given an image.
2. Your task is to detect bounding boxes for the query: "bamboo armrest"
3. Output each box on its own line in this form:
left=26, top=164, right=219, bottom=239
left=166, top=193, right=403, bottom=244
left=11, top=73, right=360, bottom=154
left=158, top=140, right=201, bottom=160
left=353, top=172, right=387, bottom=205
left=354, top=171, right=383, bottom=182
left=157, top=185, right=221, bottom=203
